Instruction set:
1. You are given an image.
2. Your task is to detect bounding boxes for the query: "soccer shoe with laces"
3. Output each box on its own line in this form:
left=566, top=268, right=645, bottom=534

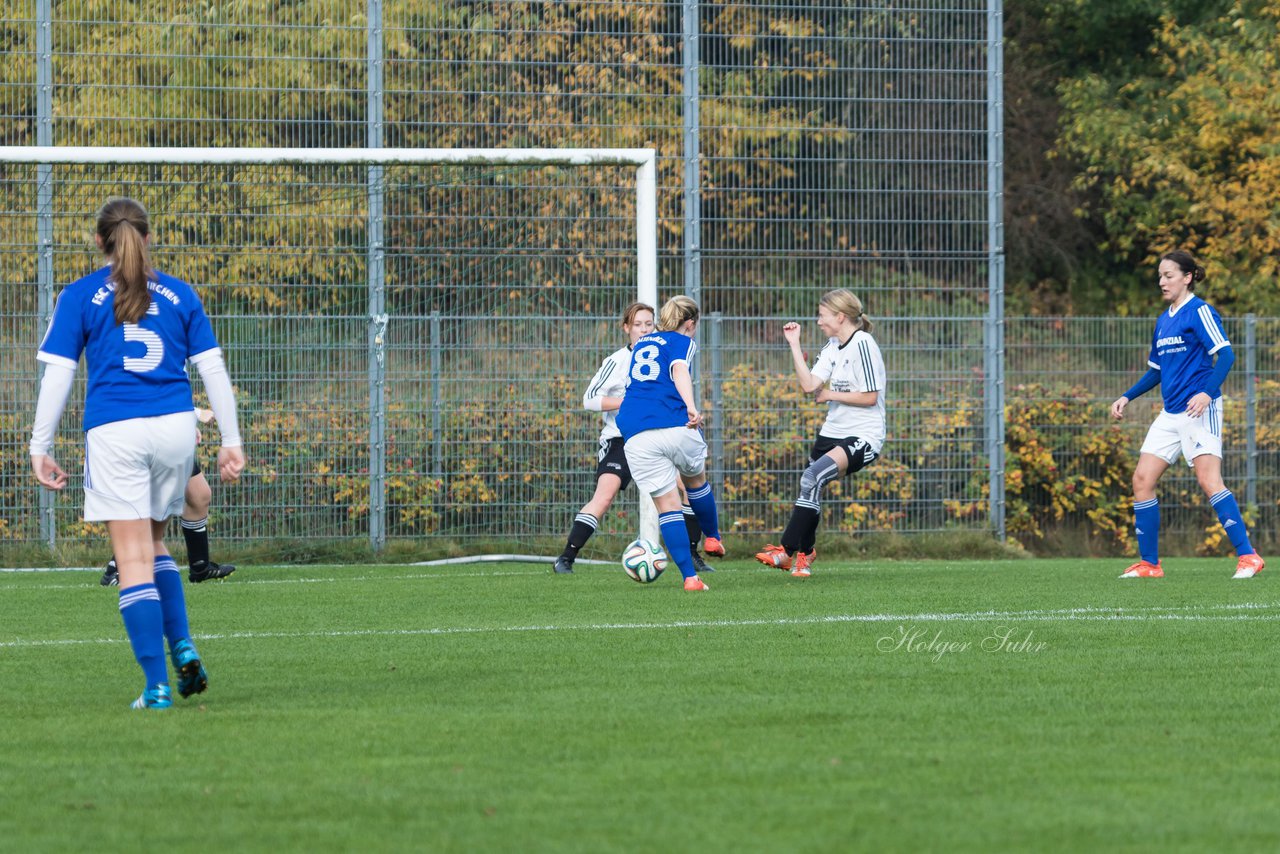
left=755, top=544, right=792, bottom=570
left=100, top=559, right=119, bottom=587
left=683, top=576, right=710, bottom=591
left=1233, top=553, right=1265, bottom=579
left=131, top=684, right=173, bottom=710
left=690, top=550, right=713, bottom=574
left=790, top=551, right=814, bottom=578
left=703, top=537, right=725, bottom=557
left=1119, top=560, right=1163, bottom=579
left=189, top=560, right=235, bottom=584
left=170, top=638, right=208, bottom=698
left=553, top=556, right=575, bottom=574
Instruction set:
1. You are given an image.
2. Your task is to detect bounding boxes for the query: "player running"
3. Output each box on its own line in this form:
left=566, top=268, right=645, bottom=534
left=755, top=289, right=886, bottom=577
left=1109, top=250, right=1264, bottom=579
left=615, top=296, right=723, bottom=591
left=30, top=196, right=246, bottom=709
left=553, top=302, right=714, bottom=575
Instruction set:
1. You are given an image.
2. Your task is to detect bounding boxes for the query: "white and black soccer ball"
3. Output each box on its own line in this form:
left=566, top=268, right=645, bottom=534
left=622, top=538, right=667, bottom=584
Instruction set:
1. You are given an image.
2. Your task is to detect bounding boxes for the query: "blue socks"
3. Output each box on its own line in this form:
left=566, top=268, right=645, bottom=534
left=152, top=555, right=191, bottom=645
left=1133, top=498, right=1160, bottom=565
left=1210, top=489, right=1254, bottom=556
left=1135, top=491, right=1253, bottom=563
left=659, top=510, right=697, bottom=578
left=119, top=583, right=168, bottom=687
left=685, top=483, right=720, bottom=540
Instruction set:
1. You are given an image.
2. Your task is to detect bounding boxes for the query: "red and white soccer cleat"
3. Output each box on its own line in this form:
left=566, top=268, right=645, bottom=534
left=755, top=544, right=791, bottom=570
left=1119, top=560, right=1164, bottom=579
left=1233, top=553, right=1265, bottom=579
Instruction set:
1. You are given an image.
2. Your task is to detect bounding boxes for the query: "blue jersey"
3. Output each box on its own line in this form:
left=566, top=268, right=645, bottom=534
left=37, top=266, right=219, bottom=431
left=1147, top=295, right=1230, bottom=414
left=616, top=331, right=697, bottom=439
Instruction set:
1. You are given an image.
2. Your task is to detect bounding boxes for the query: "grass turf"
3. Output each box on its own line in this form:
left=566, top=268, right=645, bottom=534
left=2, top=557, right=1277, bottom=852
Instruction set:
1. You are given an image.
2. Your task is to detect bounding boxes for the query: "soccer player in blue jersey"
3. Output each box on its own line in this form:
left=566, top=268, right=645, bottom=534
left=616, top=296, right=723, bottom=591
left=1109, top=250, right=1264, bottom=580
left=29, top=197, right=246, bottom=709
left=755, top=289, right=886, bottom=578
left=553, top=302, right=712, bottom=575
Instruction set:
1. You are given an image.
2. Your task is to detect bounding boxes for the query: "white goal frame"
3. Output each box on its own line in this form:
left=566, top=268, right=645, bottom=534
left=4, top=145, right=663, bottom=561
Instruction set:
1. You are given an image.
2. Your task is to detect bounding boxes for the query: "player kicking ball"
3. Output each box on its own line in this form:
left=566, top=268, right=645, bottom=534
left=615, top=296, right=724, bottom=591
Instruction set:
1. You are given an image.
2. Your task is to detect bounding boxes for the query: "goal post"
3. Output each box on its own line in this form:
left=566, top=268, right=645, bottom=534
left=1, top=145, right=662, bottom=560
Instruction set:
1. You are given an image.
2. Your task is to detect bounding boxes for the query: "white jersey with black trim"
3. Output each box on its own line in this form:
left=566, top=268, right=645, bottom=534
left=583, top=345, right=631, bottom=441
left=810, top=329, right=887, bottom=452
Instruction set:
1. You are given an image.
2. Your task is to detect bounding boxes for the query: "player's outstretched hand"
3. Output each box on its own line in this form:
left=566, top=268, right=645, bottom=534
left=782, top=321, right=802, bottom=345
left=1109, top=396, right=1128, bottom=421
left=31, top=454, right=68, bottom=490
left=218, top=446, right=246, bottom=483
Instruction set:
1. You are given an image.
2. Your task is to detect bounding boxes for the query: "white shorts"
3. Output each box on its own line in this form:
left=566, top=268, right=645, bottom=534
left=623, top=426, right=708, bottom=497
left=1139, top=401, right=1223, bottom=468
left=83, top=411, right=197, bottom=522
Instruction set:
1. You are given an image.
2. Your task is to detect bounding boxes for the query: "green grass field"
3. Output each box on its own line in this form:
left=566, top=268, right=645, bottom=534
left=3, top=557, right=1278, bottom=852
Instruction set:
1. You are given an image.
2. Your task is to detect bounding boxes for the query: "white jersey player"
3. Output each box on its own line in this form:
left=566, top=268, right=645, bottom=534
left=552, top=303, right=654, bottom=574
left=756, top=288, right=886, bottom=578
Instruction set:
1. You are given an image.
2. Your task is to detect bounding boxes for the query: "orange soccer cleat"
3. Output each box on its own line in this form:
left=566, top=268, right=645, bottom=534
left=703, top=536, right=726, bottom=557
left=755, top=544, right=792, bottom=570
left=1232, top=552, right=1265, bottom=579
left=1118, top=560, right=1164, bottom=579
left=790, top=550, right=813, bottom=578
left=683, top=576, right=710, bottom=592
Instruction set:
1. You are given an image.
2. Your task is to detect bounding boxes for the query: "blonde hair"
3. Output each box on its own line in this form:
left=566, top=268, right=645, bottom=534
left=820, top=288, right=873, bottom=334
left=97, top=197, right=154, bottom=325
left=657, top=295, right=700, bottom=332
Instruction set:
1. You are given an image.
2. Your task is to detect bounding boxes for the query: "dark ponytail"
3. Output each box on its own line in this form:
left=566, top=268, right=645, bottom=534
left=1160, top=250, right=1206, bottom=290
left=97, top=197, right=154, bottom=324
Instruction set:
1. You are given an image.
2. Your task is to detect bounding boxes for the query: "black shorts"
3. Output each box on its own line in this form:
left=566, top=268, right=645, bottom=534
left=191, top=457, right=202, bottom=478
left=810, top=434, right=879, bottom=475
left=595, top=436, right=632, bottom=490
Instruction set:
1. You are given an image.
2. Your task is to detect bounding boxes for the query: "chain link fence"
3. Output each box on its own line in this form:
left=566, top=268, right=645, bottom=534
left=26, top=3, right=1248, bottom=559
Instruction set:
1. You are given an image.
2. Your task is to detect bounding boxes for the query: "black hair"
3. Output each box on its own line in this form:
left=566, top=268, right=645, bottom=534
left=1160, top=250, right=1206, bottom=290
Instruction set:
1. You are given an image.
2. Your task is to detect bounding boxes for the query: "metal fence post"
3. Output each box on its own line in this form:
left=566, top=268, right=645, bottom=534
left=986, top=0, right=1006, bottom=540
left=366, top=0, right=387, bottom=550
left=709, top=312, right=724, bottom=488
left=1245, top=313, right=1257, bottom=509
left=36, top=0, right=56, bottom=549
left=682, top=0, right=701, bottom=306
left=430, top=312, right=443, bottom=485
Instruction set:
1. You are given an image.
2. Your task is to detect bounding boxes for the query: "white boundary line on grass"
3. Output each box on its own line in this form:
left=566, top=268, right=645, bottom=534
left=6, top=569, right=549, bottom=590
left=4, top=602, right=1280, bottom=649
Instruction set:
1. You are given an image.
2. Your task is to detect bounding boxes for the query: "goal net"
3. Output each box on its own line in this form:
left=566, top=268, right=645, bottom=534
left=0, top=147, right=660, bottom=562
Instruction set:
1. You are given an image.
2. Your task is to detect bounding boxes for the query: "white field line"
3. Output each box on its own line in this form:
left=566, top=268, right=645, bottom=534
left=3, top=602, right=1280, bottom=650
left=4, top=569, right=549, bottom=591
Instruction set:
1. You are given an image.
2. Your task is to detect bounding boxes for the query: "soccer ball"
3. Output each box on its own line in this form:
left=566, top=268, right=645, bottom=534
left=622, top=538, right=667, bottom=583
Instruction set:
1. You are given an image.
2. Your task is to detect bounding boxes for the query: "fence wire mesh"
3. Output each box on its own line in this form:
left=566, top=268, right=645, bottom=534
left=28, top=4, right=1264, bottom=560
